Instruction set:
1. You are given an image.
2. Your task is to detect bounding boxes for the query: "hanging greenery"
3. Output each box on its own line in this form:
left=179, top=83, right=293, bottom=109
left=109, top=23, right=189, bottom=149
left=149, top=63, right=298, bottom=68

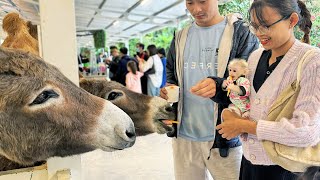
left=92, top=30, right=106, bottom=49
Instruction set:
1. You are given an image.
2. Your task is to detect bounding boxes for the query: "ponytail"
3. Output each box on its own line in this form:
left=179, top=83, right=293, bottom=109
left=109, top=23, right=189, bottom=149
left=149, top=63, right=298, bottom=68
left=297, top=0, right=312, bottom=44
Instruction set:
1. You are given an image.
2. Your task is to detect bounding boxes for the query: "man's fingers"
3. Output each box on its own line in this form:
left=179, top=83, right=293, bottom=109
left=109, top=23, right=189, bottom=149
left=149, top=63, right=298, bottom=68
left=191, top=84, right=215, bottom=97
left=160, top=88, right=168, bottom=100
left=190, top=80, right=207, bottom=92
left=199, top=91, right=215, bottom=98
left=190, top=78, right=216, bottom=97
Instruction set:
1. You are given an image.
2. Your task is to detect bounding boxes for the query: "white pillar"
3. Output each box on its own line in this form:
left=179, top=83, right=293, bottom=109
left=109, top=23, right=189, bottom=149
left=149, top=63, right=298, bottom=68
left=39, top=0, right=82, bottom=180
left=0, top=25, right=5, bottom=44
left=39, top=0, right=79, bottom=85
left=125, top=40, right=129, bottom=55
left=140, top=35, right=143, bottom=43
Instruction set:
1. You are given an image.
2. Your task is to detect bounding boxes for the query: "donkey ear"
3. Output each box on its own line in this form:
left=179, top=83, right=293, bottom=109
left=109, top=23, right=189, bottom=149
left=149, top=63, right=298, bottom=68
left=79, top=78, right=92, bottom=89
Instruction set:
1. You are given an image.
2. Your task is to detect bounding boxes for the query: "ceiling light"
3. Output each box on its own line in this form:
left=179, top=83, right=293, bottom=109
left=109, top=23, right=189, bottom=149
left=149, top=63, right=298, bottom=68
left=141, top=0, right=150, bottom=6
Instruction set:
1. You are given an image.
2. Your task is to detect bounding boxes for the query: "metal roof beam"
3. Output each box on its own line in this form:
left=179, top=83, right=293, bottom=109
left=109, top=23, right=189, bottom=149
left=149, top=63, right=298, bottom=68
left=86, top=0, right=107, bottom=27
left=105, top=0, right=144, bottom=29
left=122, top=0, right=183, bottom=32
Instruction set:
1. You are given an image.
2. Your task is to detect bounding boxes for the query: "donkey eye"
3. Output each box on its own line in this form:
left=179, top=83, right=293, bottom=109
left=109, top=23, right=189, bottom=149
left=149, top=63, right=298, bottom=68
left=107, top=92, right=123, bottom=101
left=29, top=90, right=59, bottom=106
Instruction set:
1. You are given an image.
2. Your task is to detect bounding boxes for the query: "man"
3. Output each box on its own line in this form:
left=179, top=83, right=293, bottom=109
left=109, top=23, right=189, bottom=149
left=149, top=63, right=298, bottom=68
left=160, top=0, right=259, bottom=179
left=114, top=47, right=137, bottom=86
left=106, top=46, right=121, bottom=80
left=136, top=43, right=149, bottom=61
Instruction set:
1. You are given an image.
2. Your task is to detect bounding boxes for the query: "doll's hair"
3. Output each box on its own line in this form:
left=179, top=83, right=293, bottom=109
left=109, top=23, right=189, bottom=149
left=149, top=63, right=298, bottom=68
left=228, top=59, right=249, bottom=75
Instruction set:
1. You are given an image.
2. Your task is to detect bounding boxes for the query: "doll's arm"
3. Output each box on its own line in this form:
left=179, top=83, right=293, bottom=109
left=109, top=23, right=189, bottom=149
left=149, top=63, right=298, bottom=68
left=227, top=84, right=243, bottom=95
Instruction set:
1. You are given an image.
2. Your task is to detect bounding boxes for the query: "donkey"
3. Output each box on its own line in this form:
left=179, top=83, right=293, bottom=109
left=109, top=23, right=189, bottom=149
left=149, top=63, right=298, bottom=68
left=1, top=12, right=176, bottom=136
left=0, top=47, right=136, bottom=170
left=80, top=79, right=176, bottom=136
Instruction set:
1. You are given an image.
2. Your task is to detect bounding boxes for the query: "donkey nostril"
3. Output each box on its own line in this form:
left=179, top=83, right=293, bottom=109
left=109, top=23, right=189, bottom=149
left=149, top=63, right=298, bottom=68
left=125, top=130, right=136, bottom=139
left=165, top=106, right=173, bottom=112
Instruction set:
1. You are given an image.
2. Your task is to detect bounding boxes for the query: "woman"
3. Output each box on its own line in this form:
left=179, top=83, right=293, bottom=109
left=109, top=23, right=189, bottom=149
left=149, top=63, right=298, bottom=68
left=216, top=0, right=319, bottom=179
left=138, top=44, right=163, bottom=96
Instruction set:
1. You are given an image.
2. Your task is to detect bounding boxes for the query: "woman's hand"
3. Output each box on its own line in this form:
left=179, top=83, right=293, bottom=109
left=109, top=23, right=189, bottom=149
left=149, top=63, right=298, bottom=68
left=216, top=110, right=244, bottom=140
left=216, top=110, right=257, bottom=139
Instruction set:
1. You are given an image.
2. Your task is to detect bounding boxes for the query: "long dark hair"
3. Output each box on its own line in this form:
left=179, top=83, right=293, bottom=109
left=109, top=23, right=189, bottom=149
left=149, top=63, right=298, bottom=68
left=249, top=0, right=312, bottom=44
left=147, top=45, right=157, bottom=56
left=127, top=61, right=137, bottom=74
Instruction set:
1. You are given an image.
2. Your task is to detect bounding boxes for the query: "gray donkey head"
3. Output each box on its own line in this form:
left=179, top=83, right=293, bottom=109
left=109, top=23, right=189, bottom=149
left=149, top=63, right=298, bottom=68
left=0, top=47, right=136, bottom=166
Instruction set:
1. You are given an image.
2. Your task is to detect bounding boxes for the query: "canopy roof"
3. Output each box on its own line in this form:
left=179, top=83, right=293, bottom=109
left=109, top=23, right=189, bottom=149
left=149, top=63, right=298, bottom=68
left=0, top=0, right=232, bottom=46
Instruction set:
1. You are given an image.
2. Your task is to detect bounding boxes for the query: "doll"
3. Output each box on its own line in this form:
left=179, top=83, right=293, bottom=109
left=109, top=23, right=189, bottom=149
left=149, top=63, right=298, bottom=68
left=222, top=59, right=250, bottom=118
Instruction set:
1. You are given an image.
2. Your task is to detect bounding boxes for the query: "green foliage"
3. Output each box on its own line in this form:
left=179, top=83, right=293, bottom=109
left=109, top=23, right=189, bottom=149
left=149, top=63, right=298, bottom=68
left=117, top=42, right=125, bottom=48
left=92, top=30, right=106, bottom=49
left=129, top=27, right=176, bottom=56
left=129, top=38, right=140, bottom=56
left=218, top=0, right=250, bottom=20
left=80, top=47, right=91, bottom=58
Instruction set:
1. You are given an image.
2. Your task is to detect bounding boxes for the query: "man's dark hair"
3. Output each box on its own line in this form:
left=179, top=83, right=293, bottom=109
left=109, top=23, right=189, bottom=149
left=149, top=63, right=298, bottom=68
left=120, top=47, right=128, bottom=55
left=147, top=44, right=157, bottom=56
left=110, top=46, right=118, bottom=50
left=137, top=43, right=145, bottom=50
left=157, top=48, right=166, bottom=57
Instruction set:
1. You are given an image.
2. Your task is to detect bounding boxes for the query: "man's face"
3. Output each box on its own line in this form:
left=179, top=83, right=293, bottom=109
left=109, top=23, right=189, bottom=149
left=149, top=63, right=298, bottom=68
left=111, top=49, right=119, bottom=56
left=186, top=0, right=219, bottom=27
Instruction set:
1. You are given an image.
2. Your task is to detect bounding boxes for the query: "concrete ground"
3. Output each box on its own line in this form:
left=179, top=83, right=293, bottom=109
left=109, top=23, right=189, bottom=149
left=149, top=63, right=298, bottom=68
left=81, top=133, right=175, bottom=180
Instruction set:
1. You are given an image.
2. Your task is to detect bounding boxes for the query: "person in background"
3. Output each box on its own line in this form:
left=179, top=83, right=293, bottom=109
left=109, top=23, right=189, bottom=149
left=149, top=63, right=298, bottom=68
left=216, top=0, right=318, bottom=179
left=114, top=47, right=137, bottom=86
left=138, top=44, right=163, bottom=96
left=126, top=61, right=143, bottom=93
left=136, top=43, right=149, bottom=95
left=106, top=46, right=121, bottom=80
left=136, top=43, right=149, bottom=61
left=96, top=52, right=104, bottom=64
left=160, top=0, right=259, bottom=179
left=158, top=48, right=167, bottom=88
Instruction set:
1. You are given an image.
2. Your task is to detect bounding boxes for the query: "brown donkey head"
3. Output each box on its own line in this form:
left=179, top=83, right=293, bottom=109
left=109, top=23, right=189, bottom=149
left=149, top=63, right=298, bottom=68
left=0, top=48, right=136, bottom=166
left=80, top=79, right=176, bottom=136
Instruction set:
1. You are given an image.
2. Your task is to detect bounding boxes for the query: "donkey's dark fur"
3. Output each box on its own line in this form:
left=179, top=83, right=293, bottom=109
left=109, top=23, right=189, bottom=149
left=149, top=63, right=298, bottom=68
left=80, top=79, right=176, bottom=136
